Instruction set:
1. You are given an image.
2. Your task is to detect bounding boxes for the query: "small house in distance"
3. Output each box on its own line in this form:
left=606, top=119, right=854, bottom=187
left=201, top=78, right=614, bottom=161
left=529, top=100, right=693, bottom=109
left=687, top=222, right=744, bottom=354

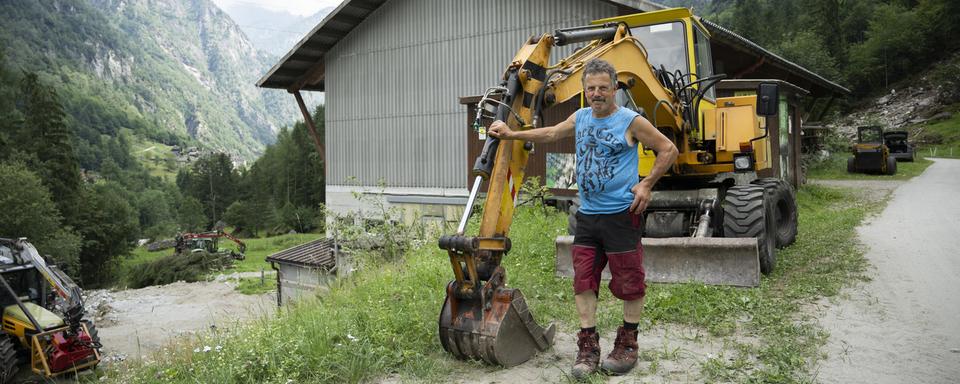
left=266, top=238, right=345, bottom=305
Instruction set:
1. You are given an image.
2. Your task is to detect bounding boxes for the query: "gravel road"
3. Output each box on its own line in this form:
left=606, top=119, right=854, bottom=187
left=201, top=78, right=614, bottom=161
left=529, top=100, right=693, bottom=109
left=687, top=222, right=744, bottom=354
left=813, top=158, right=960, bottom=383
left=87, top=273, right=276, bottom=362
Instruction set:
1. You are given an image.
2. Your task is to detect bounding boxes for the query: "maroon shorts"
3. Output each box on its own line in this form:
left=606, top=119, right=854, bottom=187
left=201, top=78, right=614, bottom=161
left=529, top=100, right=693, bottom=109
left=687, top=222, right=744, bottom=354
left=571, top=209, right=646, bottom=301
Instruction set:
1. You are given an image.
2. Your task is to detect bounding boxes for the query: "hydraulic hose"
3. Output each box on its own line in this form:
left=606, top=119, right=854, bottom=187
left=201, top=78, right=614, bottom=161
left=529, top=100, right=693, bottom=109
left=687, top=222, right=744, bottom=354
left=473, top=71, right=520, bottom=178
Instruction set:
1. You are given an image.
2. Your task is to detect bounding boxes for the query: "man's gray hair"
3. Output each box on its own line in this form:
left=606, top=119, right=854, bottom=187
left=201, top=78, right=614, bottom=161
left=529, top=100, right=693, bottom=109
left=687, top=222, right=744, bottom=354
left=581, top=58, right=617, bottom=86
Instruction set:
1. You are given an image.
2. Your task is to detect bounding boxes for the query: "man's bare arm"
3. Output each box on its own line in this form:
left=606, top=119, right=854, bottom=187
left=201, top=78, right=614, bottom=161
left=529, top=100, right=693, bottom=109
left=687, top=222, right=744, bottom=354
left=487, top=113, right=575, bottom=143
left=628, top=115, right=679, bottom=214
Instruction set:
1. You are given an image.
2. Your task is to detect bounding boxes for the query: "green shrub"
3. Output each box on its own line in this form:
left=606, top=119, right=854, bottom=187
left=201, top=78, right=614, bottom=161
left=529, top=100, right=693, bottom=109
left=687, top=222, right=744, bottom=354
left=126, top=251, right=234, bottom=288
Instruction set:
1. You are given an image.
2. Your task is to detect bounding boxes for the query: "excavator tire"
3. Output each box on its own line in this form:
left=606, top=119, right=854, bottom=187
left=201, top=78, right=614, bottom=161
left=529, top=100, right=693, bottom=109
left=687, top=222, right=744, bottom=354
left=722, top=185, right=777, bottom=275
left=82, top=320, right=102, bottom=349
left=0, top=336, right=18, bottom=384
left=886, top=156, right=898, bottom=175
left=752, top=178, right=798, bottom=248
left=847, top=157, right=855, bottom=173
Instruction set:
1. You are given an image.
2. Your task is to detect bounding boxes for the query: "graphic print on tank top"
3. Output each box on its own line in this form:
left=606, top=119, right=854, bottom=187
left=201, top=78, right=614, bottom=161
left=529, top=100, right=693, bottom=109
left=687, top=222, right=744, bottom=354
left=576, top=121, right=625, bottom=197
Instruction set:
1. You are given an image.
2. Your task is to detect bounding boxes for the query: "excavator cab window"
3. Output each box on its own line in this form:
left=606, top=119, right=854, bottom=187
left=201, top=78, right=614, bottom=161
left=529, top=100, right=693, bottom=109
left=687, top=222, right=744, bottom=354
left=0, top=269, right=43, bottom=306
left=615, top=84, right=649, bottom=120
left=692, top=26, right=716, bottom=101
left=631, top=22, right=688, bottom=83
left=0, top=245, right=13, bottom=265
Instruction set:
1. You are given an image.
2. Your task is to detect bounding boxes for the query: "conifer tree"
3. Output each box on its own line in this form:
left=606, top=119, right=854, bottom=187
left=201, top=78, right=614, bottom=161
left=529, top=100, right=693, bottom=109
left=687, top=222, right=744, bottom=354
left=18, top=73, right=81, bottom=221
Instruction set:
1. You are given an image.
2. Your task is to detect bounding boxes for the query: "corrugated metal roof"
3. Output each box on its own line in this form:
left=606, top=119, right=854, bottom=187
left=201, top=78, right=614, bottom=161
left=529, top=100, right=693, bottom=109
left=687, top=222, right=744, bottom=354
left=700, top=19, right=850, bottom=96
left=266, top=238, right=337, bottom=269
left=256, top=0, right=661, bottom=92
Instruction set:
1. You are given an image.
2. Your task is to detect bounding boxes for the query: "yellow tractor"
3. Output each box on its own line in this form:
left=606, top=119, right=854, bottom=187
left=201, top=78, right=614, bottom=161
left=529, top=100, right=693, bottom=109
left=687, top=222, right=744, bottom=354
left=0, top=238, right=100, bottom=382
left=438, top=7, right=798, bottom=367
left=848, top=125, right=897, bottom=174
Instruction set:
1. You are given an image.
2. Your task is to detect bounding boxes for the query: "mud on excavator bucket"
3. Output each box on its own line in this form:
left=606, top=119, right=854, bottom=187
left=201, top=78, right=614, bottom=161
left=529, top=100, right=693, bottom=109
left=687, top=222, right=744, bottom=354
left=437, top=274, right=556, bottom=367
left=437, top=235, right=556, bottom=367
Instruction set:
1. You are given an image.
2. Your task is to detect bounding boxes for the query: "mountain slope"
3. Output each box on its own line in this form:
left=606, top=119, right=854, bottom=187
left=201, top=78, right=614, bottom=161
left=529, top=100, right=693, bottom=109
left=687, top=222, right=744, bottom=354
left=0, top=0, right=306, bottom=161
left=214, top=2, right=333, bottom=57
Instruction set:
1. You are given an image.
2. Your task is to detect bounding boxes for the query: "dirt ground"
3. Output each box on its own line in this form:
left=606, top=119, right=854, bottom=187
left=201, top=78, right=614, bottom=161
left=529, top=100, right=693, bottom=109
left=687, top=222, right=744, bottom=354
left=84, top=272, right=276, bottom=363
left=442, top=324, right=762, bottom=384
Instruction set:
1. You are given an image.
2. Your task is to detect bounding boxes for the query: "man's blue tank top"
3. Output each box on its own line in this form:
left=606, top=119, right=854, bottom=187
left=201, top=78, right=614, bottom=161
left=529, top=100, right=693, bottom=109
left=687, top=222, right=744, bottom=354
left=574, top=106, right=640, bottom=214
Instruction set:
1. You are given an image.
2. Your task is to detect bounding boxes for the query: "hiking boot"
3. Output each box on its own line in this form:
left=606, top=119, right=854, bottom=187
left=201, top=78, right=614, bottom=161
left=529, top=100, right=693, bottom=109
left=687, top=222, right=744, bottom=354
left=571, top=330, right=600, bottom=380
left=601, top=326, right=638, bottom=375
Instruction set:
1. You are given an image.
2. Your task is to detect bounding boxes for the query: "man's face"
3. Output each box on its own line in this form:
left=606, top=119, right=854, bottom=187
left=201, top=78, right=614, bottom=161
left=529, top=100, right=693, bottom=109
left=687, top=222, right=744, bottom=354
left=583, top=72, right=617, bottom=115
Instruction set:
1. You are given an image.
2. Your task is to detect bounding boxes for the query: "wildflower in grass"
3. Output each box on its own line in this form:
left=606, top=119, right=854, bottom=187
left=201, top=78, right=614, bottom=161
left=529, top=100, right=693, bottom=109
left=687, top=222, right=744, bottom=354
left=202, top=345, right=212, bottom=353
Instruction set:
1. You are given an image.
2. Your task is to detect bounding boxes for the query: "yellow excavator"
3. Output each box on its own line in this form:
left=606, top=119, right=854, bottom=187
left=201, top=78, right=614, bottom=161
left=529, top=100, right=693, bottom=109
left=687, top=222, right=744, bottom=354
left=0, top=238, right=100, bottom=382
left=438, top=8, right=795, bottom=367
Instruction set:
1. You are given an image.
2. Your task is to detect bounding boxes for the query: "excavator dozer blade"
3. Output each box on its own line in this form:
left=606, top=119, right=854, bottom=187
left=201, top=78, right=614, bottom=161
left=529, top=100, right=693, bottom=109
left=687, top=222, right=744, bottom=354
left=555, top=236, right=760, bottom=287
left=439, top=283, right=556, bottom=367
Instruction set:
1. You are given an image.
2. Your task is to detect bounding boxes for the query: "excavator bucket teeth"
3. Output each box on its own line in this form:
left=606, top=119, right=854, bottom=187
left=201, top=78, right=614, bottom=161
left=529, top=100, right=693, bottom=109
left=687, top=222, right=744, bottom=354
left=556, top=235, right=760, bottom=287
left=439, top=285, right=555, bottom=367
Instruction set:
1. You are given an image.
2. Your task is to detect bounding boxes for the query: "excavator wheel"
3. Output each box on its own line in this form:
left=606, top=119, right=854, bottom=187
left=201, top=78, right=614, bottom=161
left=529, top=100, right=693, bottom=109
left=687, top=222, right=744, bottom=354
left=0, top=336, right=18, bottom=384
left=752, top=178, right=798, bottom=248
left=886, top=156, right=898, bottom=175
left=847, top=157, right=855, bottom=173
left=722, top=185, right=778, bottom=275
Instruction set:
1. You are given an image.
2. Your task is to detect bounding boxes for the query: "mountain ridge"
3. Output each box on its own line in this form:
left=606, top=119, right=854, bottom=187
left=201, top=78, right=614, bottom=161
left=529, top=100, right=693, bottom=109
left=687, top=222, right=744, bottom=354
left=0, top=0, right=315, bottom=162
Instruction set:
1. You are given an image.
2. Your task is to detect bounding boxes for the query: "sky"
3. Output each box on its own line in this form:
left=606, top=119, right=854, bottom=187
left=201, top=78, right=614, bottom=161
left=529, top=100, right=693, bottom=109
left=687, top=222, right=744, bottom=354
left=211, top=0, right=344, bottom=16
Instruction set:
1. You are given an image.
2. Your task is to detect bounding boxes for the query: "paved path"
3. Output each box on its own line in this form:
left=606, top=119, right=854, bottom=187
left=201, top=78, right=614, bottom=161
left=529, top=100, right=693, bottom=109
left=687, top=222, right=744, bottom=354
left=815, top=158, right=960, bottom=383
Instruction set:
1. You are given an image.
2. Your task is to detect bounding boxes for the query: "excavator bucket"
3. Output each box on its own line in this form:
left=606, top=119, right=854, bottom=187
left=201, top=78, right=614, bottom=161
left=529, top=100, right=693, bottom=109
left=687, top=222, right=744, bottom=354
left=438, top=282, right=556, bottom=367
left=555, top=236, right=760, bottom=287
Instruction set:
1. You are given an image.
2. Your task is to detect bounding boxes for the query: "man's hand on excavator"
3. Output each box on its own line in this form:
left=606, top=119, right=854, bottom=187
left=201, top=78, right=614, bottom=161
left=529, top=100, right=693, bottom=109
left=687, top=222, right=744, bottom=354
left=630, top=182, right=652, bottom=214
left=488, top=120, right=513, bottom=139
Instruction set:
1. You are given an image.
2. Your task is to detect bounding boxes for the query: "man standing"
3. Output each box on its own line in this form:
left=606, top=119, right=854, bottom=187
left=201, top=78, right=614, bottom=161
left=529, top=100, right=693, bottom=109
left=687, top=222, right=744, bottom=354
left=488, top=58, right=678, bottom=378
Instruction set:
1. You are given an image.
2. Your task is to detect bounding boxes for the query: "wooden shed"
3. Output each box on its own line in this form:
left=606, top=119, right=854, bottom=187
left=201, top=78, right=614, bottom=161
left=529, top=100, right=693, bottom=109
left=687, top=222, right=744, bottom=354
left=266, top=238, right=343, bottom=306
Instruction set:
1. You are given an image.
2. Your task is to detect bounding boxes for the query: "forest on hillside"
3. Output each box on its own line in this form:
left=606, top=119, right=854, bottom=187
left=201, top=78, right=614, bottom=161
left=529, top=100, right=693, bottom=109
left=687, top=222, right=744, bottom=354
left=670, top=0, right=960, bottom=96
left=0, top=58, right=324, bottom=287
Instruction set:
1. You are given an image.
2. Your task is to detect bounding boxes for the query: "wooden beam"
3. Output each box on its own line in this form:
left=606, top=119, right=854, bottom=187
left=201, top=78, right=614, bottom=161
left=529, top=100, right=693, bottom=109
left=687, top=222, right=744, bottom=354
left=733, top=56, right=765, bottom=79
left=287, top=58, right=325, bottom=93
left=293, top=90, right=326, bottom=183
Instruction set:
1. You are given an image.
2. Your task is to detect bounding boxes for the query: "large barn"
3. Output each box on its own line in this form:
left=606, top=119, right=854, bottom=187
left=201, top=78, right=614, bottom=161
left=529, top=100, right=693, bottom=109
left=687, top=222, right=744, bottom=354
left=257, top=0, right=847, bottom=227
